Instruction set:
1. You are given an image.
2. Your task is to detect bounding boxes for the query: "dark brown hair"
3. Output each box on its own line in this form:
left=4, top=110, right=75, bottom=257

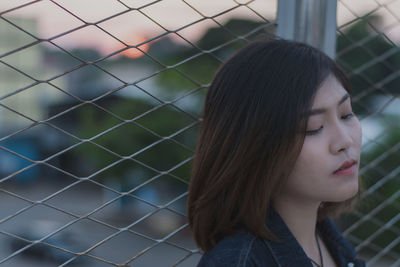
left=187, top=37, right=359, bottom=252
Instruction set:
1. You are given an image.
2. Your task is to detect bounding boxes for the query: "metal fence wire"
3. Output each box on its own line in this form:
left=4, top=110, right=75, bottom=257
left=336, top=0, right=400, bottom=266
left=0, top=0, right=276, bottom=266
left=0, top=0, right=399, bottom=266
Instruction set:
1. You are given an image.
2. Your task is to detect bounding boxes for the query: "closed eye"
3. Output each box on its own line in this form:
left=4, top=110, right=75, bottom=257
left=305, top=113, right=354, bottom=136
left=306, top=126, right=323, bottom=136
left=342, top=113, right=354, bottom=120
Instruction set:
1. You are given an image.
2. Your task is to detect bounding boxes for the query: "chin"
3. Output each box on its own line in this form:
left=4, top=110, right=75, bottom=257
left=331, top=179, right=359, bottom=202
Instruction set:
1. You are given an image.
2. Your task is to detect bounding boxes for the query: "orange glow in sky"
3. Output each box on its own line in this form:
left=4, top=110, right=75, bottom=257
left=120, top=36, right=150, bottom=58
left=0, top=0, right=398, bottom=55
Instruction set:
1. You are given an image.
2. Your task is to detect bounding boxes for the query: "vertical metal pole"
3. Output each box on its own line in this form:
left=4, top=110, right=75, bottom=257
left=276, top=0, right=338, bottom=59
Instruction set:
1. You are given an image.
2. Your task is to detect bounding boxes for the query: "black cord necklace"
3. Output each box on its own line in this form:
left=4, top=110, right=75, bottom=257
left=309, top=231, right=324, bottom=267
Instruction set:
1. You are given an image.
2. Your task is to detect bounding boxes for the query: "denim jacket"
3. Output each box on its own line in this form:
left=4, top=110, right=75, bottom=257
left=197, top=208, right=366, bottom=267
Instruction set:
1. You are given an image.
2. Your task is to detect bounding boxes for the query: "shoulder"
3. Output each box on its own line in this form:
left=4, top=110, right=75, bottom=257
left=197, top=232, right=276, bottom=267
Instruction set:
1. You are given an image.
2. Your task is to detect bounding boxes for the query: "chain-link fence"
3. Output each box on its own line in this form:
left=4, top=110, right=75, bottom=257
left=0, top=1, right=276, bottom=266
left=335, top=0, right=400, bottom=266
left=0, top=0, right=399, bottom=266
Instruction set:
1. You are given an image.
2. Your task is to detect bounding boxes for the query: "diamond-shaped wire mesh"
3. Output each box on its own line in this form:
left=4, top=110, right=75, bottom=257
left=0, top=0, right=276, bottom=266
left=2, top=0, right=400, bottom=266
left=336, top=0, right=400, bottom=266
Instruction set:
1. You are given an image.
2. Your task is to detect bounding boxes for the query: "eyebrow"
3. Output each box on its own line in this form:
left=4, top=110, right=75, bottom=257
left=307, top=93, right=350, bottom=117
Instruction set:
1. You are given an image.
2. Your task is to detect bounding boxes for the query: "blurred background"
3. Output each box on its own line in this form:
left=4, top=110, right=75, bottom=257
left=0, top=0, right=399, bottom=266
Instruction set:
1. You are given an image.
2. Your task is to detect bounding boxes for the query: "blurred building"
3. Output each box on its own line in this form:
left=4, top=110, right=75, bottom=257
left=0, top=17, right=65, bottom=131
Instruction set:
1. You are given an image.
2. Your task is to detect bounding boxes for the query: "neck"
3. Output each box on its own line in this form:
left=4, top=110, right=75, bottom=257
left=272, top=196, right=321, bottom=261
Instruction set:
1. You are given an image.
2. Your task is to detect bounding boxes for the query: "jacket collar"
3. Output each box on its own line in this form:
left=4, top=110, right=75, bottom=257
left=263, top=206, right=357, bottom=267
left=318, top=216, right=358, bottom=267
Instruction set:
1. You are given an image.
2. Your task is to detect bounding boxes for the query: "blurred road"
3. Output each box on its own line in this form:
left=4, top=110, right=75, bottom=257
left=0, top=181, right=201, bottom=267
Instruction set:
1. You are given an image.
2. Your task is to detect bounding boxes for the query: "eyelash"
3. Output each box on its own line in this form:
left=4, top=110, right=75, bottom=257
left=306, top=113, right=354, bottom=136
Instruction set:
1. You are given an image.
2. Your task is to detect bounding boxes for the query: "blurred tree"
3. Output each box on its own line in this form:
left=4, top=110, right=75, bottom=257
left=336, top=14, right=400, bottom=116
left=74, top=96, right=198, bottom=187
left=155, top=18, right=273, bottom=93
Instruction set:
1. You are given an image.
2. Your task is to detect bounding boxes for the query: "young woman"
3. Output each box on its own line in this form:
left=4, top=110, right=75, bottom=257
left=187, top=38, right=365, bottom=267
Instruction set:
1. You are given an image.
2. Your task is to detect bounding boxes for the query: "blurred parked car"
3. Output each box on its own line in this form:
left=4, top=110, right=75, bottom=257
left=7, top=220, right=87, bottom=265
left=0, top=136, right=40, bottom=183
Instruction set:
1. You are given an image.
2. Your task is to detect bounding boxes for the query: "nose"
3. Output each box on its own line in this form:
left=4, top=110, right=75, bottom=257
left=330, top=123, right=353, bottom=154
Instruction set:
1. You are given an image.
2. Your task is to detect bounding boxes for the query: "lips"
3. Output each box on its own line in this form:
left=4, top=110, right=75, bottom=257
left=333, top=159, right=357, bottom=174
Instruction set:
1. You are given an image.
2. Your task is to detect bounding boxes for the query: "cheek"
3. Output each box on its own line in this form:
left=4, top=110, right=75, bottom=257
left=289, top=135, right=330, bottom=185
left=297, top=139, right=323, bottom=164
left=289, top=143, right=321, bottom=180
left=351, top=117, right=363, bottom=149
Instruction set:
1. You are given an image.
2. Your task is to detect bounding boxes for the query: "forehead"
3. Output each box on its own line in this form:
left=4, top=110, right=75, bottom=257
left=312, top=75, right=348, bottom=107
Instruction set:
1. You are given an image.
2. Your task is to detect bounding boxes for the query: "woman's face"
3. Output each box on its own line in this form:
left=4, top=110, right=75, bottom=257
left=282, top=75, right=363, bottom=204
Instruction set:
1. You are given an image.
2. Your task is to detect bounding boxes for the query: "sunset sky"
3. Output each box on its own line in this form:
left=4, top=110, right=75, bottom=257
left=0, top=0, right=399, bottom=57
